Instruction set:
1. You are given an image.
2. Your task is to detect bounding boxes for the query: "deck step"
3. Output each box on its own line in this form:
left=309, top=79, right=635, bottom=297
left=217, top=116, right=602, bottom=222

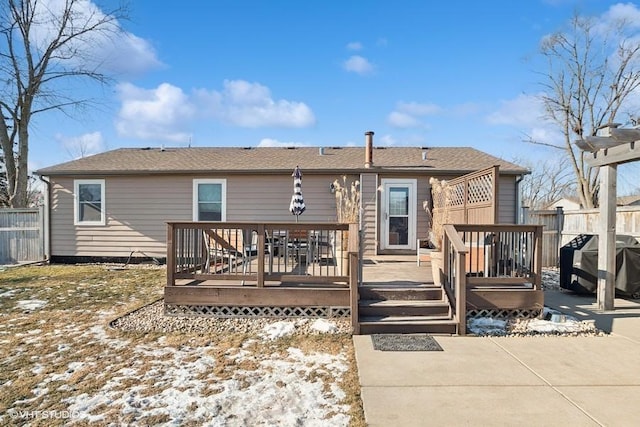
left=359, top=299, right=450, bottom=317
left=359, top=316, right=458, bottom=335
left=359, top=286, right=443, bottom=301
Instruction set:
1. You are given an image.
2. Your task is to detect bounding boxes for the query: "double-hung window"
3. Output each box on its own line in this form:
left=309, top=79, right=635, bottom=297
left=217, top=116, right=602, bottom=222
left=193, top=179, right=226, bottom=221
left=74, top=179, right=106, bottom=225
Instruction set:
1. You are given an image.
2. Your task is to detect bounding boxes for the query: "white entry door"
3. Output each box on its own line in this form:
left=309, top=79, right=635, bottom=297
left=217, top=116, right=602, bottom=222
left=380, top=179, right=417, bottom=250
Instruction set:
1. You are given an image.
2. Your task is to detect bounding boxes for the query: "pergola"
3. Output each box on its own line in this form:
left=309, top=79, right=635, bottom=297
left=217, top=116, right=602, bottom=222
left=579, top=125, right=640, bottom=310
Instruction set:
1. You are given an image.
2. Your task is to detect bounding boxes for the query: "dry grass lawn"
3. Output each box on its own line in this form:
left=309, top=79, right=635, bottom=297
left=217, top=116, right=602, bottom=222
left=0, top=264, right=364, bottom=426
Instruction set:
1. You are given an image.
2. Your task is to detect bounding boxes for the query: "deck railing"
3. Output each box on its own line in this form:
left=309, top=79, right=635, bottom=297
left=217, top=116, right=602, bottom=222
left=442, top=224, right=544, bottom=335
left=166, top=222, right=359, bottom=286
left=166, top=221, right=360, bottom=329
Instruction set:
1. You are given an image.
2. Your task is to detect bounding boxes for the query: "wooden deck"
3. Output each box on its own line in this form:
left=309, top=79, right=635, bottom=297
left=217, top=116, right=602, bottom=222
left=165, top=222, right=544, bottom=335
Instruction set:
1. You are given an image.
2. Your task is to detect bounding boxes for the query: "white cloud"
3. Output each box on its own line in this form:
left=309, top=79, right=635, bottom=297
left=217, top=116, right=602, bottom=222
left=56, top=131, right=105, bottom=158
left=343, top=55, right=374, bottom=74
left=387, top=112, right=421, bottom=128
left=31, top=0, right=161, bottom=77
left=116, top=80, right=315, bottom=141
left=115, top=83, right=196, bottom=142
left=387, top=101, right=441, bottom=128
left=257, top=138, right=308, bottom=147
left=486, top=94, right=544, bottom=126
left=599, top=3, right=640, bottom=31
left=346, top=42, right=363, bottom=51
left=486, top=93, right=564, bottom=146
left=101, top=33, right=162, bottom=76
left=195, top=80, right=316, bottom=128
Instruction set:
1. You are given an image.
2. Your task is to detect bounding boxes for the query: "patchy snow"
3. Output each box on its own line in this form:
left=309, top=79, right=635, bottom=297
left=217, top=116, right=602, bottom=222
left=260, top=320, right=296, bottom=340
left=468, top=269, right=600, bottom=336
left=61, top=340, right=350, bottom=426
left=16, top=299, right=47, bottom=311
left=0, top=289, right=18, bottom=298
left=468, top=317, right=507, bottom=335
left=310, top=319, right=338, bottom=333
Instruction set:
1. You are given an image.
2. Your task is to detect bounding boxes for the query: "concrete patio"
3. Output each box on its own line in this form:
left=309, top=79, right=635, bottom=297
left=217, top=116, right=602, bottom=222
left=354, top=270, right=640, bottom=426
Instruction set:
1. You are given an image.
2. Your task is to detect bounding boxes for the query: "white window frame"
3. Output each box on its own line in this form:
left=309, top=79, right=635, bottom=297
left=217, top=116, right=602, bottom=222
left=193, top=179, right=227, bottom=221
left=74, top=179, right=106, bottom=226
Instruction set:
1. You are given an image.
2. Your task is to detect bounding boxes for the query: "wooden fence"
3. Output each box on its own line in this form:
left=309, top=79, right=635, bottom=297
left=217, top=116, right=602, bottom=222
left=0, top=208, right=45, bottom=265
left=524, top=206, right=640, bottom=267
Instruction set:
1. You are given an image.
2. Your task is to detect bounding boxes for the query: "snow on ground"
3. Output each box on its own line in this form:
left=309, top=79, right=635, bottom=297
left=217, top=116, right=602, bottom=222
left=260, top=320, right=297, bottom=341
left=56, top=333, right=351, bottom=426
left=5, top=265, right=596, bottom=425
left=468, top=268, right=601, bottom=336
left=5, top=315, right=352, bottom=426
left=15, top=299, right=47, bottom=311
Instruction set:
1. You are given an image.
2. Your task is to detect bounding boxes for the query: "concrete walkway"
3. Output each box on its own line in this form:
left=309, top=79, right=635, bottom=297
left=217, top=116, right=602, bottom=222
left=354, top=289, right=640, bottom=426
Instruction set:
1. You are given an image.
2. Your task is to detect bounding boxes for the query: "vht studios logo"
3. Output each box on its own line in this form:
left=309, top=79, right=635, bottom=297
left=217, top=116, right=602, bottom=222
left=7, top=409, right=80, bottom=420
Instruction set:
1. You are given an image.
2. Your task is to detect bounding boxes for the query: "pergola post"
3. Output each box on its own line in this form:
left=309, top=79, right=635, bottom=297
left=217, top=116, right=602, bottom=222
left=597, top=164, right=617, bottom=311
left=581, top=126, right=640, bottom=312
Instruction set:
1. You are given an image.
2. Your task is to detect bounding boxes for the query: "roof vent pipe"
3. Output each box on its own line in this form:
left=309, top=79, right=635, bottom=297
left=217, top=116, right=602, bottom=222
left=319, top=147, right=325, bottom=155
left=365, top=131, right=374, bottom=168
left=422, top=151, right=427, bottom=161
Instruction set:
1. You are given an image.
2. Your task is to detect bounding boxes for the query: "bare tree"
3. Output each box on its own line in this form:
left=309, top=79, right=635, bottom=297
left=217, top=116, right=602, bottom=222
left=530, top=12, right=640, bottom=208
left=0, top=0, right=127, bottom=207
left=516, top=156, right=576, bottom=210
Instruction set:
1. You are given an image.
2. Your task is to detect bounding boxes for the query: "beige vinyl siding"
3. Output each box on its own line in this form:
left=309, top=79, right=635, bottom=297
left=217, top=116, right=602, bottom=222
left=227, top=174, right=338, bottom=222
left=48, top=171, right=522, bottom=258
left=51, top=176, right=192, bottom=258
left=360, top=173, right=378, bottom=256
left=498, top=175, right=517, bottom=224
left=50, top=173, right=343, bottom=258
left=415, top=175, right=431, bottom=242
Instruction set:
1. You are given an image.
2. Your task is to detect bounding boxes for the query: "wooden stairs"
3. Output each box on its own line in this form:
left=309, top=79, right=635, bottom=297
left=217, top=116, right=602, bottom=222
left=358, top=284, right=459, bottom=334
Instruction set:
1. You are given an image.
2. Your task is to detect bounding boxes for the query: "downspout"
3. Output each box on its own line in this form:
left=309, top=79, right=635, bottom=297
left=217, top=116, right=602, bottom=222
left=515, top=174, right=525, bottom=224
left=37, top=174, right=51, bottom=262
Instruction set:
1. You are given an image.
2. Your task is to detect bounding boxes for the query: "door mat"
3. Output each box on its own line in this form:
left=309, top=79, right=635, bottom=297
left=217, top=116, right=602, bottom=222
left=371, top=334, right=443, bottom=352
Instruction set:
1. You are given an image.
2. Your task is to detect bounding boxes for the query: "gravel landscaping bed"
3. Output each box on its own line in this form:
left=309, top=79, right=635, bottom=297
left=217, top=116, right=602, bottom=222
left=111, top=267, right=602, bottom=338
left=111, top=299, right=352, bottom=336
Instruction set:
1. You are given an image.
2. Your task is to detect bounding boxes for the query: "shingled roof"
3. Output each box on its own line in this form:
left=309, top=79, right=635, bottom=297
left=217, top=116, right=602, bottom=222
left=35, top=146, right=528, bottom=176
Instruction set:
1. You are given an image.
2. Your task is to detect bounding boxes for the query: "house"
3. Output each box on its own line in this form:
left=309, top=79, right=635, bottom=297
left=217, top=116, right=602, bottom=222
left=545, top=195, right=640, bottom=211
left=35, top=132, right=529, bottom=264
left=545, top=196, right=582, bottom=211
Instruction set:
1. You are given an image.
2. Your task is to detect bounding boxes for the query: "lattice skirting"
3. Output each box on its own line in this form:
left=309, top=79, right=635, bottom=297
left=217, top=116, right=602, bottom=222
left=165, top=304, right=351, bottom=318
left=466, top=308, right=542, bottom=319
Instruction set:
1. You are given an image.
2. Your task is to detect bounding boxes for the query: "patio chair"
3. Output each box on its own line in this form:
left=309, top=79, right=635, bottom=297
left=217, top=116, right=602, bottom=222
left=310, top=230, right=336, bottom=264
left=203, top=229, right=241, bottom=273
left=240, top=229, right=259, bottom=284
left=287, top=229, right=310, bottom=265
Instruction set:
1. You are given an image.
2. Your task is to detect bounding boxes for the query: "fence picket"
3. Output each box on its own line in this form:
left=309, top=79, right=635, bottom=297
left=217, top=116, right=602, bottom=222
left=0, top=208, right=44, bottom=265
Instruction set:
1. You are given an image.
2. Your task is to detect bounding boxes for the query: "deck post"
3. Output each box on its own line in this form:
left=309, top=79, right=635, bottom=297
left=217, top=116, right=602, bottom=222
left=257, top=224, right=265, bottom=287
left=533, top=225, right=543, bottom=291
left=349, top=251, right=359, bottom=334
left=166, top=223, right=175, bottom=287
left=597, top=164, right=617, bottom=311
left=456, top=252, right=466, bottom=335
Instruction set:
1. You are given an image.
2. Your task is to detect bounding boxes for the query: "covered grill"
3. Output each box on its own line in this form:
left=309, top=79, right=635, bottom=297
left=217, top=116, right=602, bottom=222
left=560, top=234, right=640, bottom=297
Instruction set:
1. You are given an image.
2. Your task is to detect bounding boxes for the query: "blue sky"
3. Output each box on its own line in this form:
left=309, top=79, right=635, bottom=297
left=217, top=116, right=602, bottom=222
left=28, top=0, right=640, bottom=190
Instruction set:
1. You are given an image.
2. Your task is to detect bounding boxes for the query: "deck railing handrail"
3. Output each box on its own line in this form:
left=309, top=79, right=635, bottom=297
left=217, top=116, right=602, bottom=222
left=443, top=224, right=468, bottom=335
left=442, top=223, right=544, bottom=335
left=166, top=220, right=359, bottom=331
left=167, top=221, right=355, bottom=283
